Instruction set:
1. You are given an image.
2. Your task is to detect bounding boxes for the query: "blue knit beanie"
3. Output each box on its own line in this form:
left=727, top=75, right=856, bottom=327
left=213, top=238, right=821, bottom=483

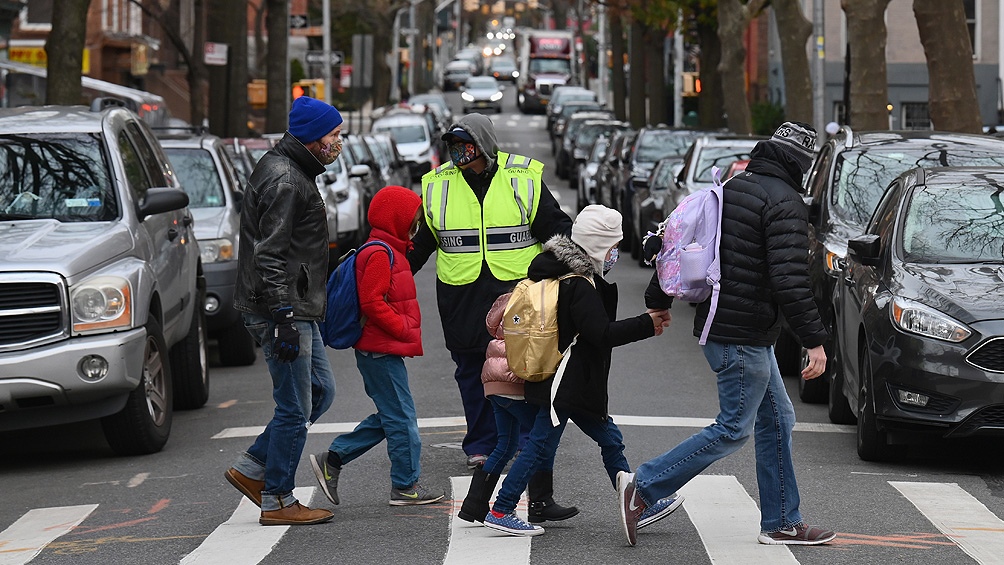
left=288, top=96, right=343, bottom=144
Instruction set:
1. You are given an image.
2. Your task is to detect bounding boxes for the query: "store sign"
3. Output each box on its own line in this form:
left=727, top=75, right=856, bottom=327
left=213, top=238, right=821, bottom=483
left=9, top=46, right=91, bottom=74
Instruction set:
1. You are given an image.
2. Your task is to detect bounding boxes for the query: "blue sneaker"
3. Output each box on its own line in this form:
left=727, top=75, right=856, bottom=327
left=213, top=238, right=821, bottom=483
left=638, top=493, right=685, bottom=530
left=484, top=511, right=545, bottom=537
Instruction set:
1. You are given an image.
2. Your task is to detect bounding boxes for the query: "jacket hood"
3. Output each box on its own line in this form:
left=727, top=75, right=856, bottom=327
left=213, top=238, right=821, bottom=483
left=528, top=234, right=597, bottom=280
left=747, top=141, right=805, bottom=192
left=368, top=185, right=422, bottom=243
left=449, top=113, right=500, bottom=171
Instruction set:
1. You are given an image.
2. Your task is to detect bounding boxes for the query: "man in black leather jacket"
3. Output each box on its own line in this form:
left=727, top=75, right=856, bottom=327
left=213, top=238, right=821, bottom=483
left=621, top=122, right=835, bottom=547
left=226, top=96, right=342, bottom=527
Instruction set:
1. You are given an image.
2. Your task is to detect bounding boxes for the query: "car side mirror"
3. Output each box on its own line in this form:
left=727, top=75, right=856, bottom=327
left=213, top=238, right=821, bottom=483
left=138, top=187, right=189, bottom=220
left=349, top=164, right=370, bottom=178
left=846, top=234, right=881, bottom=267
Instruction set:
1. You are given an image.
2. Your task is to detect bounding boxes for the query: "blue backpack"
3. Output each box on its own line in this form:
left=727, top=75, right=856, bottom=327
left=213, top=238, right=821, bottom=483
left=320, top=240, right=394, bottom=349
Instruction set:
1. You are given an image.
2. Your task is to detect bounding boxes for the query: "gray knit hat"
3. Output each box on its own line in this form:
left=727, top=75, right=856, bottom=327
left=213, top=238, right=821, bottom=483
left=769, top=121, right=816, bottom=173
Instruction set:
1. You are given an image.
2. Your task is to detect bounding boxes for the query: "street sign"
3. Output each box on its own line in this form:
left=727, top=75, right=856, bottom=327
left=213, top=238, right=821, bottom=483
left=305, top=51, right=344, bottom=66
left=290, top=14, right=307, bottom=29
left=204, top=42, right=228, bottom=66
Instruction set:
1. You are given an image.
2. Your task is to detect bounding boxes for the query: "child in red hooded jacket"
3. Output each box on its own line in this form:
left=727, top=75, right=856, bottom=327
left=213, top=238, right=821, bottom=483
left=309, top=185, right=445, bottom=506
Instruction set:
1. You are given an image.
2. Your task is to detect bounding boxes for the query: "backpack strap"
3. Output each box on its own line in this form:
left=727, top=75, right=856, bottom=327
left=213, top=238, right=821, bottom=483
left=699, top=167, right=724, bottom=345
left=547, top=272, right=594, bottom=426
left=356, top=240, right=394, bottom=268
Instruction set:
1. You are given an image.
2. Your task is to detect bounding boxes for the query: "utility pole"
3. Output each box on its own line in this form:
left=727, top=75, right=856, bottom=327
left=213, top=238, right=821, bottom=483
left=391, top=7, right=405, bottom=102
left=408, top=0, right=420, bottom=99
left=673, top=9, right=683, bottom=127
left=597, top=1, right=606, bottom=105
left=322, top=0, right=332, bottom=104
left=813, top=0, right=825, bottom=139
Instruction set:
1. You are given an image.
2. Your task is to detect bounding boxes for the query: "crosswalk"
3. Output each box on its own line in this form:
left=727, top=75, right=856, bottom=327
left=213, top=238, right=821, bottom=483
left=2, top=477, right=1003, bottom=564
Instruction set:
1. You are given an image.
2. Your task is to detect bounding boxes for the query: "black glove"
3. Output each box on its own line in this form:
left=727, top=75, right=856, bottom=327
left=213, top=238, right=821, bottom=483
left=271, top=307, right=300, bottom=362
left=643, top=235, right=663, bottom=264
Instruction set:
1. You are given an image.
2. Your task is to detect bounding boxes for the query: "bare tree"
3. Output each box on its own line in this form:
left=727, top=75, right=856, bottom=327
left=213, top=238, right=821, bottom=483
left=913, top=0, right=982, bottom=133
left=207, top=0, right=248, bottom=137
left=628, top=13, right=646, bottom=127
left=841, top=0, right=892, bottom=129
left=265, top=0, right=288, bottom=133
left=46, top=0, right=92, bottom=105
left=609, top=2, right=627, bottom=121
left=771, top=0, right=812, bottom=123
left=716, top=0, right=767, bottom=134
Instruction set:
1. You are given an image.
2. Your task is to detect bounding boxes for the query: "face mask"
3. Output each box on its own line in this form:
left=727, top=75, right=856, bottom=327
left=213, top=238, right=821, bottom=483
left=603, top=247, right=619, bottom=273
left=449, top=141, right=479, bottom=167
left=318, top=138, right=342, bottom=165
left=408, top=221, right=421, bottom=240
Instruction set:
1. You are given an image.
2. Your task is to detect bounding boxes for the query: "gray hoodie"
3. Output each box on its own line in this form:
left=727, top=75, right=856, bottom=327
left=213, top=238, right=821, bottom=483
left=447, top=113, right=500, bottom=171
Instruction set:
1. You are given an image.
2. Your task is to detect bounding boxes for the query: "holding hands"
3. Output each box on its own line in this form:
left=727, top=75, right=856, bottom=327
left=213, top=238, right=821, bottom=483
left=646, top=309, right=671, bottom=336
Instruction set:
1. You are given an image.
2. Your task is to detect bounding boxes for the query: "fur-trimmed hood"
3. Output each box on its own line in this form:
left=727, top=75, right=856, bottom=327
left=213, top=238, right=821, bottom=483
left=527, top=234, right=597, bottom=281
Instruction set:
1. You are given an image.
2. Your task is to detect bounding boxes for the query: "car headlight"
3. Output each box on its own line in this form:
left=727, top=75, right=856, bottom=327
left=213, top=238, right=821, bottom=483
left=461, top=92, right=475, bottom=102
left=71, top=276, right=132, bottom=333
left=198, top=238, right=235, bottom=263
left=512, top=71, right=519, bottom=78
left=490, top=91, right=504, bottom=101
left=891, top=296, right=971, bottom=343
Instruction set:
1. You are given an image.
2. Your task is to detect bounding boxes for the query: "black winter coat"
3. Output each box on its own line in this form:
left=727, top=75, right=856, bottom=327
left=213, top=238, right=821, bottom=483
left=648, top=142, right=826, bottom=348
left=524, top=236, right=655, bottom=420
left=233, top=133, right=329, bottom=320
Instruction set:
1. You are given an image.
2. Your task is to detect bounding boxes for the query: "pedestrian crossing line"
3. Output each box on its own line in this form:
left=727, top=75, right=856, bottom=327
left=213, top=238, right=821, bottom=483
left=0, top=504, right=97, bottom=565
left=178, top=487, right=315, bottom=565
left=444, top=475, right=531, bottom=565
left=212, top=415, right=853, bottom=440
left=890, top=481, right=1004, bottom=565
left=678, top=475, right=800, bottom=564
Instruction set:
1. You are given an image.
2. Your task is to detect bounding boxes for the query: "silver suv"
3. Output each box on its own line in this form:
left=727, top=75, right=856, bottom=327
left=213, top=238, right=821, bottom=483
left=0, top=105, right=209, bottom=455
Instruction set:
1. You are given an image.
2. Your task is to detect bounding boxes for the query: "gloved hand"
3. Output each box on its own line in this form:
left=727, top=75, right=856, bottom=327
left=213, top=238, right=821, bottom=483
left=271, top=307, right=300, bottom=362
left=643, top=235, right=663, bottom=264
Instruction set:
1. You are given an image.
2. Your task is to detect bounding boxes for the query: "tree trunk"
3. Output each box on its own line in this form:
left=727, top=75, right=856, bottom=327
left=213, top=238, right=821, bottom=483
left=552, top=0, right=570, bottom=30
left=252, top=0, right=267, bottom=78
left=628, top=15, right=646, bottom=128
left=913, top=0, right=982, bottom=132
left=265, top=0, right=289, bottom=133
left=207, top=0, right=247, bottom=137
left=645, top=22, right=666, bottom=126
left=696, top=16, right=725, bottom=129
left=772, top=0, right=813, bottom=123
left=717, top=0, right=760, bottom=134
left=45, top=0, right=92, bottom=105
left=841, top=0, right=891, bottom=130
left=610, top=6, right=627, bottom=121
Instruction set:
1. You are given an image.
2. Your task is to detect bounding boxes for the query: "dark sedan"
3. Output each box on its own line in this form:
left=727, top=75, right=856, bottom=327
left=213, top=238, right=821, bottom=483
left=832, top=166, right=1004, bottom=462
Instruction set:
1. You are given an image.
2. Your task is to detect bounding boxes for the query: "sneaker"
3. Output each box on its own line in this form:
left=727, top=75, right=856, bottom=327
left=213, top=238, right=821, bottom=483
left=617, top=471, right=645, bottom=546
left=466, top=454, right=488, bottom=469
left=308, top=452, right=341, bottom=505
left=483, top=510, right=545, bottom=537
left=390, top=483, right=446, bottom=506
left=758, top=523, right=836, bottom=545
left=637, top=493, right=684, bottom=530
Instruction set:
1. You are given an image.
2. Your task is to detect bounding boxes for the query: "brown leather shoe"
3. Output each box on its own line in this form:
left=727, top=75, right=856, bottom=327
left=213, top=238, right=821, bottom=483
left=225, top=467, right=264, bottom=508
left=259, top=502, right=333, bottom=526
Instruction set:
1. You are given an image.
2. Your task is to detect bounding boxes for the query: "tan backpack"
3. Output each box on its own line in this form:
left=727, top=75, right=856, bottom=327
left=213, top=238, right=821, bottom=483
left=502, top=273, right=594, bottom=382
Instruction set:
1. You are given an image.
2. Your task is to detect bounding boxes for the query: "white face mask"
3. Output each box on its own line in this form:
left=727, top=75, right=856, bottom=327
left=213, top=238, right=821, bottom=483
left=603, top=247, right=619, bottom=273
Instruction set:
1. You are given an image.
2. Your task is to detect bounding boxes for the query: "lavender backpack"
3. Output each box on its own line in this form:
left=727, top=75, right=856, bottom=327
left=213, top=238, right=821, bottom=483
left=653, top=166, right=724, bottom=344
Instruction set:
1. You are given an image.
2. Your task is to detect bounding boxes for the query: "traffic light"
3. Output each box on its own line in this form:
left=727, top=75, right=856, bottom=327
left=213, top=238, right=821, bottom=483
left=682, top=72, right=701, bottom=97
left=292, top=79, right=325, bottom=101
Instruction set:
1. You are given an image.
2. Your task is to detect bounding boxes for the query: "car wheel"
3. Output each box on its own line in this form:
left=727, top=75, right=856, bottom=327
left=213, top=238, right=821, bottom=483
left=856, top=341, right=890, bottom=461
left=218, top=321, right=257, bottom=367
left=101, top=316, right=173, bottom=455
left=828, top=340, right=856, bottom=424
left=169, top=275, right=210, bottom=410
left=797, top=347, right=829, bottom=403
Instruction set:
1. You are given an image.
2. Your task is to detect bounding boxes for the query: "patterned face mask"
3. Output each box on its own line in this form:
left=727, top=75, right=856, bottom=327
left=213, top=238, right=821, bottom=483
left=449, top=141, right=479, bottom=167
left=603, top=247, right=619, bottom=273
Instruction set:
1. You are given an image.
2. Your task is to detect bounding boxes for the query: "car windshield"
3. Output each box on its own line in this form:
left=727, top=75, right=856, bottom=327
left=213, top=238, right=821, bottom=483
left=466, top=78, right=498, bottom=90
left=832, top=149, right=1004, bottom=225
left=651, top=161, right=678, bottom=189
left=561, top=104, right=601, bottom=119
left=0, top=133, right=117, bottom=222
left=491, top=59, right=516, bottom=70
left=573, top=123, right=611, bottom=149
left=556, top=92, right=595, bottom=105
left=694, top=145, right=756, bottom=182
left=375, top=124, right=428, bottom=144
left=902, top=183, right=1004, bottom=263
left=637, top=131, right=699, bottom=163
left=529, top=59, right=570, bottom=75
left=164, top=148, right=226, bottom=208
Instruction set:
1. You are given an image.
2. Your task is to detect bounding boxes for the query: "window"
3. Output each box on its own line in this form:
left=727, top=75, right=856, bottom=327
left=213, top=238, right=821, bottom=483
left=964, top=0, right=977, bottom=59
left=125, top=123, right=170, bottom=188
left=163, top=149, right=226, bottom=208
left=20, top=0, right=52, bottom=30
left=118, top=131, right=152, bottom=200
left=902, top=103, right=932, bottom=130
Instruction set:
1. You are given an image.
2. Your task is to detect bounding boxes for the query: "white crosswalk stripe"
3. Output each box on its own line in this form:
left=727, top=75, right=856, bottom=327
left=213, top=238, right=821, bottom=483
left=891, top=481, right=1004, bottom=565
left=444, top=475, right=531, bottom=565
left=0, top=504, right=97, bottom=565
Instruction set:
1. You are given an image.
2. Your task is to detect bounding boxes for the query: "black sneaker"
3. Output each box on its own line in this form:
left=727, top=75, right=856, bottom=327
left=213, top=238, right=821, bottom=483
left=308, top=452, right=340, bottom=505
left=758, top=523, right=836, bottom=545
left=390, top=482, right=445, bottom=506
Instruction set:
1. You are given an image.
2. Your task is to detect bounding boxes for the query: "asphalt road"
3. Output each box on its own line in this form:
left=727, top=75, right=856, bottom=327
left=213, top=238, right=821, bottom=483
left=2, top=86, right=1004, bottom=565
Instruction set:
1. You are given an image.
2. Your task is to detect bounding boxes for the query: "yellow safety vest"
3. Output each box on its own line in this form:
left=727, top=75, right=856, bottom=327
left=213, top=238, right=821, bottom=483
left=421, top=151, right=544, bottom=285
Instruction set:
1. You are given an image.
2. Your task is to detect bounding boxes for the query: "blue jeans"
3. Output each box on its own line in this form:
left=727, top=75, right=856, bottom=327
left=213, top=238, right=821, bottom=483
left=233, top=313, right=336, bottom=512
left=328, top=351, right=421, bottom=489
left=634, top=341, right=801, bottom=532
left=482, top=396, right=556, bottom=476
left=492, top=405, right=631, bottom=514
left=452, top=350, right=498, bottom=456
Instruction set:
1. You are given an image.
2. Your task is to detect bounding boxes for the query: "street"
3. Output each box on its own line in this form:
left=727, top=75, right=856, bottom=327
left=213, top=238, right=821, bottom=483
left=2, top=87, right=1004, bottom=565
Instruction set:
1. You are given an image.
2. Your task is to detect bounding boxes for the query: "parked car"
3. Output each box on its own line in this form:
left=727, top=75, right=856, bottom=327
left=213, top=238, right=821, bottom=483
left=556, top=114, right=619, bottom=179
left=550, top=101, right=605, bottom=146
left=577, top=135, right=610, bottom=211
left=629, top=156, right=687, bottom=266
left=408, top=92, right=453, bottom=125
left=316, top=153, right=370, bottom=263
left=0, top=104, right=209, bottom=454
left=596, top=129, right=637, bottom=210
left=566, top=120, right=629, bottom=188
left=832, top=166, right=1004, bottom=461
left=442, top=60, right=473, bottom=91
left=724, top=158, right=750, bottom=179
left=461, top=76, right=505, bottom=114
left=365, top=131, right=411, bottom=188
left=371, top=109, right=441, bottom=180
left=546, top=86, right=597, bottom=131
left=158, top=132, right=257, bottom=367
left=488, top=55, right=519, bottom=82
left=782, top=128, right=1004, bottom=406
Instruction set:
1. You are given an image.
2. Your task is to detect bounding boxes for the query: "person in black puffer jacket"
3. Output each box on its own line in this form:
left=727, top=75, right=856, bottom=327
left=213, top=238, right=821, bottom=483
left=622, top=123, right=835, bottom=548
